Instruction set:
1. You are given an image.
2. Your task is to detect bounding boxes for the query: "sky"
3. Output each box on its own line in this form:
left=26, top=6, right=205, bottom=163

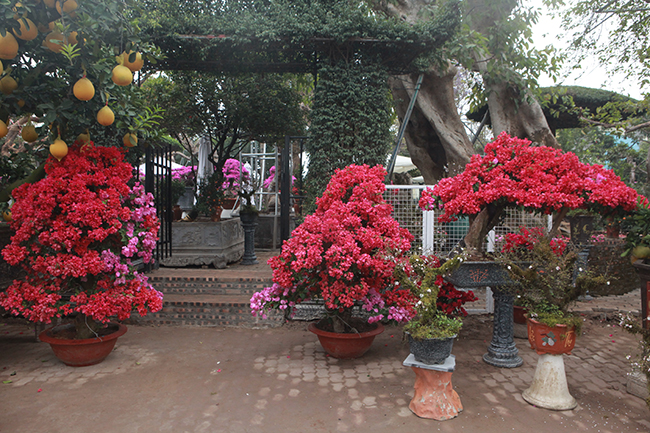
left=531, top=7, right=645, bottom=100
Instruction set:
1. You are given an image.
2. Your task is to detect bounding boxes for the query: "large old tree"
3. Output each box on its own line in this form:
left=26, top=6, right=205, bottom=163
left=371, top=0, right=561, bottom=183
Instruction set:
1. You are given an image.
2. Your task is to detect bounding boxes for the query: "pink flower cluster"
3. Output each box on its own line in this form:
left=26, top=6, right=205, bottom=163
left=171, top=166, right=196, bottom=185
left=0, top=141, right=163, bottom=324
left=419, top=132, right=639, bottom=221
left=251, top=164, right=417, bottom=324
left=221, top=158, right=250, bottom=197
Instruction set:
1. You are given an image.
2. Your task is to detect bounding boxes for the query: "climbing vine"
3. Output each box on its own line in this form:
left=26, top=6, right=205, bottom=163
left=305, top=62, right=393, bottom=209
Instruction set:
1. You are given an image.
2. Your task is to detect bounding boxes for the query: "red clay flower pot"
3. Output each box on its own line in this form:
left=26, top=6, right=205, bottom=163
left=308, top=322, right=384, bottom=359
left=526, top=317, right=576, bottom=356
left=39, top=323, right=128, bottom=367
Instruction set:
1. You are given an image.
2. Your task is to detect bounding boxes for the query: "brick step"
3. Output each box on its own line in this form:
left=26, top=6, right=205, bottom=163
left=128, top=294, right=282, bottom=328
left=150, top=276, right=273, bottom=296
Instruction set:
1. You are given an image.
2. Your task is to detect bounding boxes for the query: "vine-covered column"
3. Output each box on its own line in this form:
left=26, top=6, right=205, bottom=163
left=305, top=61, right=392, bottom=210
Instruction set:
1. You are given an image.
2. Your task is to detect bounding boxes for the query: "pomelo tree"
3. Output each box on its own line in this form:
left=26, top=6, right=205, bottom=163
left=0, top=0, right=163, bottom=210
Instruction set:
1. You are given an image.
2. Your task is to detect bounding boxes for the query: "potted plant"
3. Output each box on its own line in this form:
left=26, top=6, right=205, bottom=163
left=221, top=158, right=250, bottom=210
left=250, top=164, right=417, bottom=358
left=497, top=227, right=608, bottom=409
left=195, top=170, right=226, bottom=221
left=395, top=254, right=477, bottom=364
left=0, top=141, right=163, bottom=366
left=419, top=132, right=639, bottom=368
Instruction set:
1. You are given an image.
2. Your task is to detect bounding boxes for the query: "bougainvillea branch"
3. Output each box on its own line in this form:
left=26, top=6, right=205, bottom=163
left=419, top=132, right=639, bottom=255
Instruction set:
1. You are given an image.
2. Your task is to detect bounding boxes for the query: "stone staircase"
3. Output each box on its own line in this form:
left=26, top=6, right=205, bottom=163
left=127, top=252, right=283, bottom=328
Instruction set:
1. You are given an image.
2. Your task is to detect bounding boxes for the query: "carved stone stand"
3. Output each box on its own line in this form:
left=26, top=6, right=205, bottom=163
left=522, top=354, right=577, bottom=410
left=403, top=354, right=463, bottom=420
left=445, top=262, right=522, bottom=368
left=483, top=287, right=523, bottom=368
left=240, top=212, right=259, bottom=265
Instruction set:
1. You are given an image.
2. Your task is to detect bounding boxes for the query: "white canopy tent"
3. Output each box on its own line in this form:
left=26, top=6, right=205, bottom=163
left=137, top=157, right=184, bottom=176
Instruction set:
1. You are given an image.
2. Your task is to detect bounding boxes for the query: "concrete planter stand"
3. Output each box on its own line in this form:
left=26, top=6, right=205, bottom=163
left=160, top=219, right=244, bottom=268
left=403, top=354, right=463, bottom=420
left=445, top=262, right=523, bottom=368
left=523, top=353, right=577, bottom=410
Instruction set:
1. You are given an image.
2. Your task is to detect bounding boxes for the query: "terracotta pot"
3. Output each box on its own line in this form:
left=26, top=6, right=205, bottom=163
left=307, top=322, right=384, bottom=359
left=513, top=305, right=528, bottom=325
left=172, top=205, right=183, bottom=221
left=39, top=323, right=128, bottom=367
left=526, top=317, right=576, bottom=355
left=221, top=198, right=237, bottom=210
left=211, top=206, right=223, bottom=222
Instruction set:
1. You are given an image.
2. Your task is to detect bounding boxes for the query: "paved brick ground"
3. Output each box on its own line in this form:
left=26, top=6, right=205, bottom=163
left=1, top=253, right=649, bottom=432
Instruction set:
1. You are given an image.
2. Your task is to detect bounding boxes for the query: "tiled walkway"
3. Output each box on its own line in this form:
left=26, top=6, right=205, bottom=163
left=1, top=251, right=649, bottom=432
left=1, top=299, right=649, bottom=432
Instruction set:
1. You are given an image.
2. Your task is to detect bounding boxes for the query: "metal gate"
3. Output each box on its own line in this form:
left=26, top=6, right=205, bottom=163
left=142, top=142, right=173, bottom=266
left=280, top=136, right=308, bottom=243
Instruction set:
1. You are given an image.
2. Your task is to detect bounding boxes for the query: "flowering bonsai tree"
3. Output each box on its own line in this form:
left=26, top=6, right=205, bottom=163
left=250, top=164, right=417, bottom=333
left=0, top=141, right=163, bottom=339
left=419, top=132, right=639, bottom=256
left=394, top=254, right=476, bottom=340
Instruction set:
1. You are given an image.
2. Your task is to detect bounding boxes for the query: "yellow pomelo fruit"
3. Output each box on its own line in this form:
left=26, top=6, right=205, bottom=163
left=0, top=32, right=19, bottom=59
left=632, top=245, right=650, bottom=260
left=44, top=31, right=65, bottom=53
left=123, top=132, right=137, bottom=147
left=17, top=99, right=24, bottom=107
left=76, top=131, right=90, bottom=143
left=56, top=0, right=77, bottom=15
left=121, top=51, right=144, bottom=72
left=47, top=20, right=58, bottom=31
left=111, top=65, right=133, bottom=86
left=43, top=0, right=55, bottom=8
left=21, top=124, right=38, bottom=142
left=96, top=106, right=114, bottom=126
left=50, top=137, right=68, bottom=161
left=2, top=210, right=11, bottom=222
left=67, top=30, right=77, bottom=45
left=0, top=60, right=3, bottom=76
left=0, top=75, right=18, bottom=95
left=12, top=3, right=24, bottom=19
left=73, top=77, right=94, bottom=101
left=13, top=18, right=38, bottom=41
left=0, top=120, right=7, bottom=138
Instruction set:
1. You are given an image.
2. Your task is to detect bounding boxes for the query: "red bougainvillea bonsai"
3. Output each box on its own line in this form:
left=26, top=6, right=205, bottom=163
left=250, top=164, right=417, bottom=333
left=0, top=141, right=163, bottom=339
left=419, top=132, right=639, bottom=256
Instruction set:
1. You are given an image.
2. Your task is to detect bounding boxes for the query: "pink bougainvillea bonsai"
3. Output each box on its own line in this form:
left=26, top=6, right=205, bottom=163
left=0, top=141, right=163, bottom=339
left=250, top=164, right=417, bottom=333
left=419, top=132, right=639, bottom=256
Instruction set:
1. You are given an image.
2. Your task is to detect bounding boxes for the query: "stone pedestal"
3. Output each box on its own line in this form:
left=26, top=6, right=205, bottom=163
left=446, top=262, right=522, bottom=368
left=522, top=353, right=576, bottom=410
left=483, top=288, right=523, bottom=368
left=403, top=354, right=463, bottom=420
left=160, top=219, right=244, bottom=268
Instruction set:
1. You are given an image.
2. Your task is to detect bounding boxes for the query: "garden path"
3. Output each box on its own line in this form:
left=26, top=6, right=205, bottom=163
left=0, top=255, right=648, bottom=433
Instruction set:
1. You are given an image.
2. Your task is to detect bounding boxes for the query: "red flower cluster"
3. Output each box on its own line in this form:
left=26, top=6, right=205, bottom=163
left=419, top=132, right=638, bottom=221
left=501, top=226, right=569, bottom=256
left=0, top=141, right=163, bottom=324
left=264, top=164, right=416, bottom=321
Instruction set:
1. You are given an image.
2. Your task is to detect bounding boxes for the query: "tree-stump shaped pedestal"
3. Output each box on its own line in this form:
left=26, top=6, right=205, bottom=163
left=403, top=354, right=463, bottom=420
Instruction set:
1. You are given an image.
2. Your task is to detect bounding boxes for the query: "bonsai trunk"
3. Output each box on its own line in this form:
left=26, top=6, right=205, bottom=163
left=331, top=308, right=353, bottom=334
left=74, top=314, right=103, bottom=340
left=463, top=203, right=506, bottom=256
